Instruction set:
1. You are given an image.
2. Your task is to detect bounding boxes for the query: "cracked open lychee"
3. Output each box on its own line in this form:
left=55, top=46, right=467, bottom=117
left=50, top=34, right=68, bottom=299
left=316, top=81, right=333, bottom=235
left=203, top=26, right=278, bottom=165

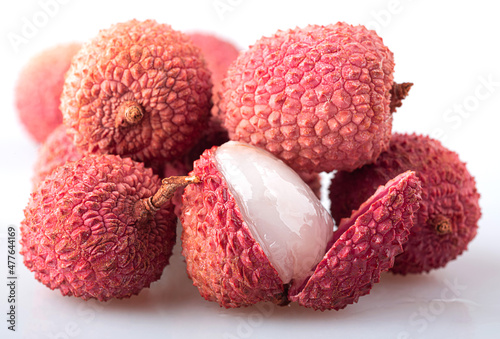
left=329, top=133, right=481, bottom=274
left=218, top=22, right=412, bottom=173
left=21, top=154, right=197, bottom=301
left=15, top=42, right=81, bottom=142
left=60, top=19, right=212, bottom=166
left=180, top=141, right=422, bottom=310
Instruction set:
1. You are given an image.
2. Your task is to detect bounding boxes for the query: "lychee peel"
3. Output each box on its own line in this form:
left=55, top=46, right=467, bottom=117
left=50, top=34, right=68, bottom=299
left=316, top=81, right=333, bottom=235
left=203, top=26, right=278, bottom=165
left=181, top=145, right=422, bottom=310
left=21, top=154, right=178, bottom=301
left=61, top=19, right=212, bottom=165
left=289, top=170, right=422, bottom=310
left=219, top=22, right=402, bottom=173
left=329, top=133, right=481, bottom=274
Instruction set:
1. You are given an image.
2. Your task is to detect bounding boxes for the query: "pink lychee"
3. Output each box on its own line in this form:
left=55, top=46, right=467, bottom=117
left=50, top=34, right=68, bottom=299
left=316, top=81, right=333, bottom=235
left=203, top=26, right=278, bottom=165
left=15, top=42, right=81, bottom=142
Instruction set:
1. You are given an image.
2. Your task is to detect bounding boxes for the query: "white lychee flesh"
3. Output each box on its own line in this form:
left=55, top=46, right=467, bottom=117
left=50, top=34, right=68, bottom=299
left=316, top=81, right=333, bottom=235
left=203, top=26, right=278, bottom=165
left=214, top=141, right=335, bottom=285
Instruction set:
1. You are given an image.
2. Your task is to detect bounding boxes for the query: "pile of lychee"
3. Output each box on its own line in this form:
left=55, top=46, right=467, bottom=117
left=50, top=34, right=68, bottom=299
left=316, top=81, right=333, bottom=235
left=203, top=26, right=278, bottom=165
left=16, top=19, right=481, bottom=311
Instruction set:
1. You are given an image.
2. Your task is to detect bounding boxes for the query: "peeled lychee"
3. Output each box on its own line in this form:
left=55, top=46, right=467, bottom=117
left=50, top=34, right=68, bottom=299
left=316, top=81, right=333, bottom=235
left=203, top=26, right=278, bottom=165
left=15, top=42, right=81, bottom=142
left=21, top=154, right=195, bottom=301
left=61, top=19, right=213, bottom=165
left=180, top=141, right=422, bottom=310
left=329, top=133, right=481, bottom=274
left=219, top=23, right=411, bottom=173
left=31, top=124, right=84, bottom=190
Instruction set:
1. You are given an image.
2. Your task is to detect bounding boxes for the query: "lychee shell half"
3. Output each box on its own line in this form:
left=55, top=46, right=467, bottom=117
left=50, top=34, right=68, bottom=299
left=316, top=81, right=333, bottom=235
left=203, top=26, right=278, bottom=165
left=61, top=19, right=212, bottom=165
left=180, top=146, right=422, bottom=310
left=21, top=154, right=177, bottom=301
left=219, top=22, right=396, bottom=173
left=289, top=170, right=421, bottom=310
left=329, top=133, right=481, bottom=274
left=15, top=42, right=81, bottom=142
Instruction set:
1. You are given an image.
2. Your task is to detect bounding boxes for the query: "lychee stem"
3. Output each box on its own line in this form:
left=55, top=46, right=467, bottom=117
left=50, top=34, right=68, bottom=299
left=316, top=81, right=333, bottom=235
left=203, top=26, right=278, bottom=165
left=390, top=82, right=413, bottom=113
left=135, top=175, right=200, bottom=221
left=115, top=101, right=144, bottom=128
left=149, top=176, right=201, bottom=210
left=432, top=215, right=452, bottom=235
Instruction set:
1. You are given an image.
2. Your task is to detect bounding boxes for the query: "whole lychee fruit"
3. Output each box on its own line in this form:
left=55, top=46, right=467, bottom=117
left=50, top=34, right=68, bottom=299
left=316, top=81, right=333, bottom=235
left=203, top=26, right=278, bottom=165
left=21, top=154, right=196, bottom=301
left=187, top=32, right=239, bottom=97
left=219, top=22, right=412, bottom=173
left=180, top=141, right=422, bottom=310
left=61, top=19, right=212, bottom=165
left=15, top=42, right=81, bottom=142
left=329, top=133, right=481, bottom=274
left=31, top=124, right=84, bottom=190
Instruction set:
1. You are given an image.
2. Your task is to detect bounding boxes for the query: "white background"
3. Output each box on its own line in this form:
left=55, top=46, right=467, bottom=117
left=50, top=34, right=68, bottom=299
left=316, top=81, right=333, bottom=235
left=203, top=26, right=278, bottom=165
left=1, top=0, right=499, bottom=338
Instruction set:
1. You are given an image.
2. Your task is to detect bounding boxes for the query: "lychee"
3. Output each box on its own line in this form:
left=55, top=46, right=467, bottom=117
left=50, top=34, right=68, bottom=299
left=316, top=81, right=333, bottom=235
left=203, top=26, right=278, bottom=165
left=219, top=22, right=412, bottom=173
left=60, top=19, right=213, bottom=165
left=31, top=124, right=84, bottom=190
left=21, top=154, right=196, bottom=301
left=329, top=133, right=481, bottom=274
left=180, top=141, right=422, bottom=310
left=15, top=42, right=81, bottom=142
left=187, top=32, right=239, bottom=98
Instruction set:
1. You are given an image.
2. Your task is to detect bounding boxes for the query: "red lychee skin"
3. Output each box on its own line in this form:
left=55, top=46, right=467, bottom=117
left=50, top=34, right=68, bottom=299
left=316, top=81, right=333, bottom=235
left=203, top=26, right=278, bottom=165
left=219, top=22, right=396, bottom=173
left=32, top=124, right=84, bottom=190
left=21, top=154, right=177, bottom=301
left=15, top=42, right=81, bottom=142
left=329, top=133, right=481, bottom=274
left=289, top=171, right=422, bottom=311
left=180, top=147, right=421, bottom=310
left=61, top=19, right=213, bottom=166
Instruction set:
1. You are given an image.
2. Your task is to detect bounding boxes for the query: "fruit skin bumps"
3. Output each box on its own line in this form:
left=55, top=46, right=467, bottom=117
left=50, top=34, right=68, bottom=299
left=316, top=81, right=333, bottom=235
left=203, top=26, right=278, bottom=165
left=61, top=19, right=212, bottom=165
left=15, top=42, right=81, bottom=142
left=180, top=144, right=422, bottom=310
left=219, top=22, right=400, bottom=173
left=329, top=133, right=481, bottom=274
left=20, top=154, right=178, bottom=301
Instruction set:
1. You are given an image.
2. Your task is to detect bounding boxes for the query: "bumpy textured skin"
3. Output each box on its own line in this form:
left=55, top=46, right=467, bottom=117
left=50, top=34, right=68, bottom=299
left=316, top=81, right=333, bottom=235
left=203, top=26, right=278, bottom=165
left=21, top=155, right=177, bottom=301
left=15, top=42, right=81, bottom=142
left=290, top=171, right=421, bottom=310
left=219, top=22, right=395, bottom=173
left=32, top=125, right=84, bottom=190
left=61, top=19, right=212, bottom=165
left=180, top=147, right=286, bottom=308
left=162, top=117, right=230, bottom=217
left=329, top=133, right=481, bottom=274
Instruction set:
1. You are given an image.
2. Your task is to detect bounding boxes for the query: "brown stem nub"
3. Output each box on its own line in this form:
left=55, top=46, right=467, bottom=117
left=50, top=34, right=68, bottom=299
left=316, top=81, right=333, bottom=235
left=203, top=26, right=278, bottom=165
left=135, top=175, right=200, bottom=222
left=149, top=176, right=201, bottom=210
left=390, top=82, right=413, bottom=113
left=431, top=215, right=453, bottom=235
left=115, top=101, right=144, bottom=128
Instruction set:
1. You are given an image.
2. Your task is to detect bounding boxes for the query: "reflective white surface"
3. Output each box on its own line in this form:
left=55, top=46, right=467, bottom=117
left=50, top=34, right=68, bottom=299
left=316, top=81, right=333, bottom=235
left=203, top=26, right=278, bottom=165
left=1, top=1, right=500, bottom=338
